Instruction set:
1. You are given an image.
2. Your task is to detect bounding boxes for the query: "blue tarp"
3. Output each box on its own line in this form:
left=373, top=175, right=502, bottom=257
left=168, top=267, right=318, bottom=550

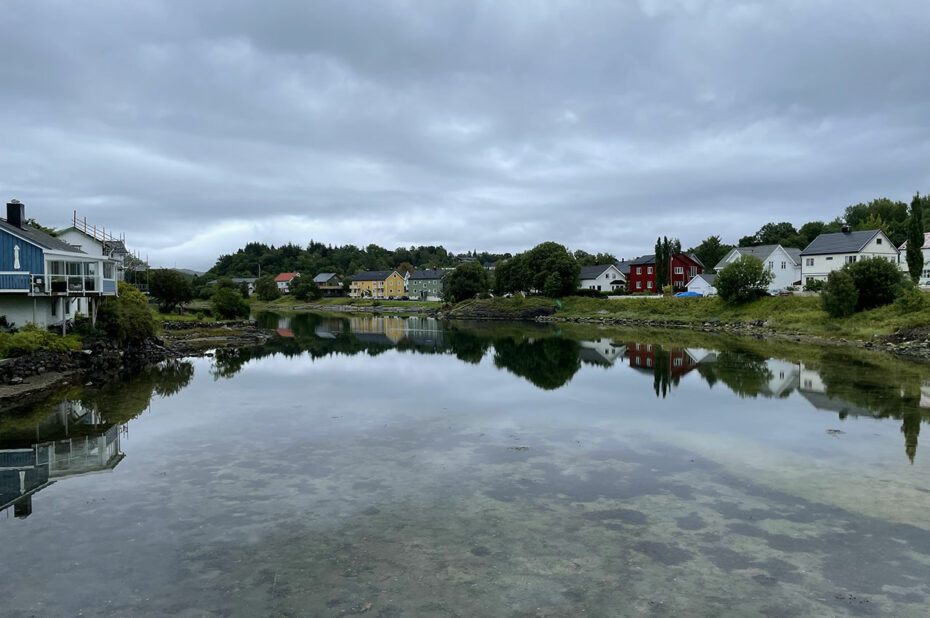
left=674, top=291, right=702, bottom=297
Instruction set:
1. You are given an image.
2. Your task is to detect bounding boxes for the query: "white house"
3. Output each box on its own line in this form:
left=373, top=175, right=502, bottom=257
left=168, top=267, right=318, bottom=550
left=686, top=273, right=717, bottom=296
left=578, top=264, right=626, bottom=292
left=56, top=217, right=128, bottom=317
left=714, top=244, right=801, bottom=291
left=898, top=232, right=930, bottom=283
left=800, top=228, right=899, bottom=286
left=274, top=272, right=299, bottom=293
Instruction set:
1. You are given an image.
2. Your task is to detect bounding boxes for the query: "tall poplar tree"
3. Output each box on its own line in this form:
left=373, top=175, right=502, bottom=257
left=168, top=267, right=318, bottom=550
left=906, top=192, right=925, bottom=282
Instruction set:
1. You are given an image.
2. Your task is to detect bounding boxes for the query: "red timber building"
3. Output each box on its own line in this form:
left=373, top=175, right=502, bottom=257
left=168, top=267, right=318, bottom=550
left=625, top=253, right=704, bottom=292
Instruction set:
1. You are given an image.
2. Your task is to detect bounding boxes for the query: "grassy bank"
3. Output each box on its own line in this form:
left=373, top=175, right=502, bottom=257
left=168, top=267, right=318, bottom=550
left=451, top=294, right=930, bottom=341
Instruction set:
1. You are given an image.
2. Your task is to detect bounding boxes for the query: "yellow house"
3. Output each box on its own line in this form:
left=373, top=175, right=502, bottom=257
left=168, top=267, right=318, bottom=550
left=348, top=270, right=406, bottom=299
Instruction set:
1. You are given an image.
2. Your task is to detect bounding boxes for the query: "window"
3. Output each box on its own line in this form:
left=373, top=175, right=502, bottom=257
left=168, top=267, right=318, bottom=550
left=647, top=281, right=653, bottom=289
left=103, top=263, right=114, bottom=279
left=826, top=257, right=833, bottom=261
left=647, top=266, right=653, bottom=274
left=673, top=357, right=683, bottom=367
left=674, top=266, right=683, bottom=274
left=781, top=261, right=786, bottom=269
left=876, top=238, right=882, bottom=245
left=636, top=281, right=642, bottom=290
left=768, top=261, right=774, bottom=270
left=636, top=267, right=641, bottom=275
left=690, top=267, right=696, bottom=277
left=806, top=258, right=814, bottom=266
left=845, top=256, right=857, bottom=264
left=646, top=358, right=652, bottom=367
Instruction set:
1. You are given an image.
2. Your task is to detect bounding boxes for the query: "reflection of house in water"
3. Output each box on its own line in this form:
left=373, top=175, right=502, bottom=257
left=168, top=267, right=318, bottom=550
left=626, top=342, right=704, bottom=378
left=1, top=401, right=125, bottom=518
left=578, top=339, right=627, bottom=366
left=797, top=362, right=873, bottom=419
left=761, top=359, right=800, bottom=397
left=348, top=316, right=406, bottom=344
left=402, top=316, right=445, bottom=348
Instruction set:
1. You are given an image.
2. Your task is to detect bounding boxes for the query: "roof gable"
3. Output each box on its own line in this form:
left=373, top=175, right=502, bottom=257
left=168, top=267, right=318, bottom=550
left=0, top=219, right=86, bottom=254
left=579, top=264, right=616, bottom=280
left=898, top=232, right=930, bottom=251
left=409, top=269, right=445, bottom=280
left=274, top=272, right=299, bottom=282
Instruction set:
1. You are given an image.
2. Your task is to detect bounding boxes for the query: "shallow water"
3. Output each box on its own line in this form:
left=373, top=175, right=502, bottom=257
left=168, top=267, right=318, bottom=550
left=1, top=314, right=929, bottom=617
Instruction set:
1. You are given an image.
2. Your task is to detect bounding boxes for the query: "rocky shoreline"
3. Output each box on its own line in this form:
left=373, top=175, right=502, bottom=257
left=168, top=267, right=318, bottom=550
left=0, top=320, right=271, bottom=406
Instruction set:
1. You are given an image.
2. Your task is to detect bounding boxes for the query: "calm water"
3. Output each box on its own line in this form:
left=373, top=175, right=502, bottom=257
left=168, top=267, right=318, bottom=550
left=1, top=314, right=929, bottom=617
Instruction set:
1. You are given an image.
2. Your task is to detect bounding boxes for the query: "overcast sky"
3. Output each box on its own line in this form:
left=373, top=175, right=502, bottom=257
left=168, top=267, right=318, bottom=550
left=2, top=1, right=929, bottom=270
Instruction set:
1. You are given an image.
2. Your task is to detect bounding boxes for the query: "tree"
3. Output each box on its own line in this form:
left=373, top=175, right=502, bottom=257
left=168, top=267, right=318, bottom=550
left=739, top=222, right=804, bottom=248
left=905, top=192, right=925, bottom=282
left=149, top=269, right=193, bottom=313
left=691, top=235, right=733, bottom=274
left=238, top=281, right=250, bottom=299
left=524, top=242, right=580, bottom=297
left=97, top=281, right=158, bottom=343
left=715, top=255, right=774, bottom=303
left=291, top=278, right=322, bottom=301
left=844, top=256, right=905, bottom=311
left=395, top=261, right=415, bottom=277
left=212, top=288, right=250, bottom=319
left=443, top=261, right=489, bottom=302
left=254, top=275, right=281, bottom=301
left=821, top=270, right=858, bottom=317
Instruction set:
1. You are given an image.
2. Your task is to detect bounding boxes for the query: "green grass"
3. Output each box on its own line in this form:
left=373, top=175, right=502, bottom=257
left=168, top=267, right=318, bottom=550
left=452, top=294, right=930, bottom=341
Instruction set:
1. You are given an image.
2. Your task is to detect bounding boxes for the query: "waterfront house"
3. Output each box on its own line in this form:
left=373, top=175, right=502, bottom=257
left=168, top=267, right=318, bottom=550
left=312, top=273, right=343, bottom=296
left=897, top=232, right=930, bottom=282
left=686, top=273, right=717, bottom=296
left=714, top=244, right=801, bottom=291
left=274, top=272, right=299, bottom=293
left=1, top=200, right=118, bottom=330
left=348, top=270, right=405, bottom=299
left=800, top=228, right=898, bottom=286
left=407, top=269, right=446, bottom=301
left=578, top=264, right=626, bottom=292
left=57, top=213, right=130, bottom=316
left=626, top=254, right=703, bottom=292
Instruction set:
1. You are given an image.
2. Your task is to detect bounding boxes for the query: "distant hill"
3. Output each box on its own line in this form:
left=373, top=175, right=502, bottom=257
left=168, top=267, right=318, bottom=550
left=172, top=268, right=205, bottom=277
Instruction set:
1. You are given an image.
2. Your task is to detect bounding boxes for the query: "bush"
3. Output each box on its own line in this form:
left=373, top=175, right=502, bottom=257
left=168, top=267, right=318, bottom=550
left=844, top=257, right=905, bottom=311
left=212, top=288, right=250, bottom=319
left=572, top=288, right=613, bottom=298
left=821, top=270, right=858, bottom=317
left=893, top=286, right=929, bottom=314
left=443, top=261, right=490, bottom=302
left=0, top=323, right=83, bottom=358
left=254, top=275, right=281, bottom=301
left=291, top=278, right=322, bottom=301
left=804, top=279, right=825, bottom=292
left=97, top=281, right=159, bottom=343
left=715, top=256, right=775, bottom=304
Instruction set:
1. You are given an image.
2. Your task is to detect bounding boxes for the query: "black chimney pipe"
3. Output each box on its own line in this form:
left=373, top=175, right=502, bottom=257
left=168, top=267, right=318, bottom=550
left=6, top=199, right=24, bottom=228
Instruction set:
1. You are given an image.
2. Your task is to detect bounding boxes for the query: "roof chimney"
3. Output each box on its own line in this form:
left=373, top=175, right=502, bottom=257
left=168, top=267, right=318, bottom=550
left=841, top=225, right=851, bottom=234
left=6, top=199, right=24, bottom=228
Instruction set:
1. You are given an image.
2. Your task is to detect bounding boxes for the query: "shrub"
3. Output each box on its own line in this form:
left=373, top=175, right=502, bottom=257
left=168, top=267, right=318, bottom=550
left=821, top=270, right=858, bottom=317
left=804, top=279, right=825, bottom=292
left=572, top=288, right=612, bottom=298
left=291, top=278, right=322, bottom=301
left=97, top=281, right=159, bottom=343
left=893, top=286, right=929, bottom=314
left=212, top=288, right=250, bottom=319
left=443, top=261, right=490, bottom=302
left=844, top=256, right=905, bottom=311
left=254, top=275, right=281, bottom=301
left=0, top=323, right=83, bottom=358
left=715, top=256, right=775, bottom=304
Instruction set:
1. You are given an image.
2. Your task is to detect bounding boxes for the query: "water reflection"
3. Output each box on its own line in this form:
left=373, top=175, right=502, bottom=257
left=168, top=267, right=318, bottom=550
left=238, top=313, right=930, bottom=461
left=0, top=360, right=194, bottom=517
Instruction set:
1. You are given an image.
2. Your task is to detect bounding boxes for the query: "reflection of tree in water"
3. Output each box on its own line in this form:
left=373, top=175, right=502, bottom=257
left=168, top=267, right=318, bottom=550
left=446, top=329, right=490, bottom=364
left=493, top=337, right=581, bottom=390
left=695, top=350, right=773, bottom=399
left=815, top=351, right=927, bottom=463
left=80, top=360, right=195, bottom=423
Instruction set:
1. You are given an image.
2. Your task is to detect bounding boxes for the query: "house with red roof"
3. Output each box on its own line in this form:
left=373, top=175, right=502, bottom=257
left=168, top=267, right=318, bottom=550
left=274, top=272, right=299, bottom=293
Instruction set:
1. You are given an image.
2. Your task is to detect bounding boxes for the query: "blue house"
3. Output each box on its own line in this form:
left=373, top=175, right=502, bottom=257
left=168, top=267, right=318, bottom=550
left=0, top=200, right=119, bottom=330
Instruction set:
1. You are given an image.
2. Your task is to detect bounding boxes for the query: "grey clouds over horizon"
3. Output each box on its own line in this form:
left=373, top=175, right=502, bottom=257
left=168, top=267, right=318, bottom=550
left=2, top=0, right=929, bottom=270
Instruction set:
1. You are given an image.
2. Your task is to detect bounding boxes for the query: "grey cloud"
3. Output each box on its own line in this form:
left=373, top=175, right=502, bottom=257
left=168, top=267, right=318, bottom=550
left=1, top=0, right=928, bottom=269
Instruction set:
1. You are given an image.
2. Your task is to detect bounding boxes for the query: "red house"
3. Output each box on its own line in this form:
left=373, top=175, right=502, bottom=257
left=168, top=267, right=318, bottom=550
left=626, top=254, right=704, bottom=292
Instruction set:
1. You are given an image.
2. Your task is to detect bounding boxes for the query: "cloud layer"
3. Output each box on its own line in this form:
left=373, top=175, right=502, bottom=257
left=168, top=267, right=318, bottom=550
left=2, top=1, right=928, bottom=268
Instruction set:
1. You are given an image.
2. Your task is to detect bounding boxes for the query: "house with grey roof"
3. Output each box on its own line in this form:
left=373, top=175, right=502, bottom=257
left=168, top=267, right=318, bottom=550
left=714, top=244, right=802, bottom=291
left=407, top=269, right=446, bottom=301
left=578, top=264, right=626, bottom=292
left=1, top=200, right=119, bottom=331
left=312, top=272, right=344, bottom=296
left=800, top=228, right=900, bottom=285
